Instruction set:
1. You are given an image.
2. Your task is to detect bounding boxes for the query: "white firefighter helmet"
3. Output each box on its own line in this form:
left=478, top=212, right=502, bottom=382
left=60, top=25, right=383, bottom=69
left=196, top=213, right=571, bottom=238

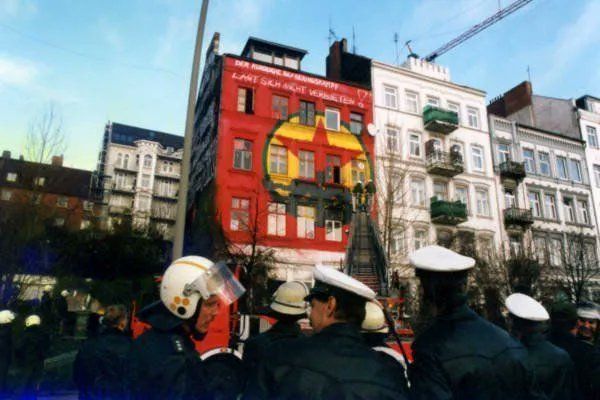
left=0, top=310, right=16, bottom=324
left=160, top=256, right=245, bottom=320
left=361, top=300, right=389, bottom=333
left=270, top=281, right=309, bottom=316
left=61, top=290, right=69, bottom=297
left=25, top=314, right=41, bottom=328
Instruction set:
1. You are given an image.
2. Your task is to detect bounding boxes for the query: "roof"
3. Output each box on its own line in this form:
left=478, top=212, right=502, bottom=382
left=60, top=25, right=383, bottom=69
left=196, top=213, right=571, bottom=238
left=241, top=37, right=308, bottom=59
left=0, top=157, right=93, bottom=198
left=516, top=122, right=585, bottom=144
left=109, top=122, right=183, bottom=149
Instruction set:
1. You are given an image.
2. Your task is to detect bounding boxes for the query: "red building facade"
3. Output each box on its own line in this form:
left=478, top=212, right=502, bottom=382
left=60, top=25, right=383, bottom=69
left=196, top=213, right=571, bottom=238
left=189, top=36, right=373, bottom=282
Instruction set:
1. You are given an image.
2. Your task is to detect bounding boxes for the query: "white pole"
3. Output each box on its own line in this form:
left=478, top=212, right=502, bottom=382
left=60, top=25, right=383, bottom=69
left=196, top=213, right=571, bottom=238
left=173, top=0, right=209, bottom=259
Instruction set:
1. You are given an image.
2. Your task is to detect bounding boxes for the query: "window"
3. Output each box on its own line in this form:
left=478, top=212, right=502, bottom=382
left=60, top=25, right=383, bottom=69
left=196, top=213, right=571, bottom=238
left=351, top=159, right=367, bottom=184
left=505, top=189, right=516, bottom=208
left=1, top=189, right=12, bottom=201
left=569, top=159, right=582, bottom=182
left=230, top=197, right=249, bottom=231
left=471, top=146, right=484, bottom=172
left=253, top=49, right=271, bottom=63
left=383, top=85, right=397, bottom=109
left=556, top=156, right=568, bottom=180
left=299, top=151, right=315, bottom=179
left=510, top=236, right=522, bottom=256
left=141, top=174, right=151, bottom=188
left=578, top=200, right=590, bottom=224
left=297, top=205, right=315, bottom=239
left=237, top=87, right=253, bottom=114
left=80, top=219, right=90, bottom=230
left=326, top=155, right=342, bottom=184
left=523, top=149, right=535, bottom=173
left=497, top=144, right=510, bottom=164
left=539, top=152, right=551, bottom=176
left=409, top=132, right=421, bottom=157
left=405, top=90, right=419, bottom=113
left=479, top=237, right=494, bottom=260
left=476, top=188, right=490, bottom=216
left=350, top=112, right=363, bottom=135
left=57, top=196, right=68, bottom=208
left=391, top=231, right=405, bottom=255
left=587, top=126, right=598, bottom=148
left=594, top=165, right=600, bottom=187
left=123, top=154, right=129, bottom=169
left=528, top=191, right=541, bottom=217
left=325, top=220, right=342, bottom=242
left=325, top=107, right=340, bottom=131
left=545, top=194, right=557, bottom=219
left=447, top=101, right=461, bottom=123
left=433, top=181, right=448, bottom=201
left=467, top=107, right=480, bottom=128
left=54, top=217, right=65, bottom=227
left=534, top=237, right=547, bottom=264
left=285, top=57, right=299, bottom=70
left=426, top=96, right=440, bottom=107
left=267, top=202, right=286, bottom=236
left=390, top=170, right=403, bottom=203
left=83, top=201, right=93, bottom=211
left=233, top=139, right=252, bottom=171
left=136, top=154, right=139, bottom=166
left=411, top=177, right=425, bottom=206
left=6, top=172, right=17, bottom=182
left=270, top=145, right=288, bottom=175
left=162, top=161, right=174, bottom=173
left=386, top=127, right=399, bottom=153
left=563, top=197, right=575, bottom=222
left=34, top=176, right=45, bottom=186
left=138, top=197, right=150, bottom=211
left=117, top=153, right=123, bottom=166
left=274, top=54, right=283, bottom=66
left=299, top=101, right=315, bottom=126
left=550, top=238, right=563, bottom=266
left=455, top=185, right=469, bottom=212
left=414, top=229, right=427, bottom=250
left=143, top=154, right=152, bottom=169
left=272, top=95, right=289, bottom=120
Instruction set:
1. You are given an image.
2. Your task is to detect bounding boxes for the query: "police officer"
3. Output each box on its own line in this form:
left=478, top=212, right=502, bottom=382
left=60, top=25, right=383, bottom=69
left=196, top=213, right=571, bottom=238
left=408, top=245, right=543, bottom=399
left=244, top=264, right=409, bottom=400
left=73, top=304, right=131, bottom=399
left=549, top=301, right=600, bottom=400
left=0, top=310, right=15, bottom=395
left=506, top=293, right=579, bottom=399
left=243, top=281, right=308, bottom=375
left=128, top=256, right=245, bottom=400
left=16, top=315, right=50, bottom=399
left=576, top=303, right=599, bottom=345
left=361, top=300, right=408, bottom=384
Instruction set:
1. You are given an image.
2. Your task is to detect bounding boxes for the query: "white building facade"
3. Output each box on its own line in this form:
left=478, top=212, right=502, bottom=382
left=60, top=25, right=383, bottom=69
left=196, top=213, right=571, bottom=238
left=371, top=57, right=503, bottom=281
left=96, top=122, right=183, bottom=240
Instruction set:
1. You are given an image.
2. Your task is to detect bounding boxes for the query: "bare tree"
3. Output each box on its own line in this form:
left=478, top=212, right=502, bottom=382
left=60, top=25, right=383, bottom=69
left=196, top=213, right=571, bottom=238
left=25, top=103, right=66, bottom=164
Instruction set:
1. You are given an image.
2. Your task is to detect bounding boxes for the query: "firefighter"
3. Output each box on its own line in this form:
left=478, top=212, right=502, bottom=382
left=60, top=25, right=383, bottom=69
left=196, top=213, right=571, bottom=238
left=15, top=315, right=50, bottom=399
left=549, top=301, right=600, bottom=400
left=506, top=293, right=579, bottom=399
left=243, top=265, right=409, bottom=400
left=128, top=256, right=245, bottom=400
left=408, top=245, right=544, bottom=399
left=73, top=304, right=131, bottom=399
left=0, top=310, right=15, bottom=395
left=576, top=303, right=599, bottom=345
left=243, top=281, right=308, bottom=374
left=361, top=300, right=408, bottom=384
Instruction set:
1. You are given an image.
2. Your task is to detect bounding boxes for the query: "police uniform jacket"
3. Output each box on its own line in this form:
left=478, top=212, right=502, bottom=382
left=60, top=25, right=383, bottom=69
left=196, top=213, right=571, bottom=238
left=243, top=320, right=303, bottom=374
left=0, top=324, right=12, bottom=391
left=243, top=322, right=409, bottom=400
left=409, top=304, right=544, bottom=400
left=73, top=327, right=131, bottom=400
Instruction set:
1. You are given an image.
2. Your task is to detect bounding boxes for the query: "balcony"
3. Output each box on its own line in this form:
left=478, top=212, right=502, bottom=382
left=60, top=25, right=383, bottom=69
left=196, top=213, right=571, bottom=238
left=423, top=105, right=459, bottom=134
left=499, top=161, right=526, bottom=183
left=503, top=207, right=533, bottom=228
left=430, top=197, right=467, bottom=225
left=426, top=151, right=464, bottom=177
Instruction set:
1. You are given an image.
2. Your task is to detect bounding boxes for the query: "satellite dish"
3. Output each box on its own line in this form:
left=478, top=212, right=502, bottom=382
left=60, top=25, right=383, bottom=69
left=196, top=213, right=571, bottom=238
left=367, top=123, right=377, bottom=136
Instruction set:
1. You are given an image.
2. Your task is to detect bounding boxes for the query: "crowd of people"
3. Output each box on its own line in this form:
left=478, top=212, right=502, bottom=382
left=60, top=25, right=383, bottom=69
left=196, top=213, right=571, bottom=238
left=0, top=246, right=599, bottom=399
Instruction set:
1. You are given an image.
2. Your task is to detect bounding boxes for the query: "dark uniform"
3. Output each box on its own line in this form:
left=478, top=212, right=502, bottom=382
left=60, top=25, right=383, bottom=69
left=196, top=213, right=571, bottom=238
left=409, top=304, right=543, bottom=400
left=15, top=325, right=50, bottom=399
left=0, top=322, right=12, bottom=394
left=243, top=320, right=303, bottom=374
left=73, top=327, right=131, bottom=400
left=244, top=322, right=409, bottom=400
left=549, top=329, right=600, bottom=400
left=128, top=303, right=208, bottom=400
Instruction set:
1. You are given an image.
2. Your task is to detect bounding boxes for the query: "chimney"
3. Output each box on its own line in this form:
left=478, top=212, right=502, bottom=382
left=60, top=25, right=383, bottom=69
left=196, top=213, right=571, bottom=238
left=326, top=39, right=347, bottom=81
left=2, top=150, right=10, bottom=160
left=19, top=155, right=24, bottom=161
left=51, top=155, right=63, bottom=167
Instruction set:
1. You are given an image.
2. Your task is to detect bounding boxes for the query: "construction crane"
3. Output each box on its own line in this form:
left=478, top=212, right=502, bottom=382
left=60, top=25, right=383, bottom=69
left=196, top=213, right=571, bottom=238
left=424, top=0, right=533, bottom=62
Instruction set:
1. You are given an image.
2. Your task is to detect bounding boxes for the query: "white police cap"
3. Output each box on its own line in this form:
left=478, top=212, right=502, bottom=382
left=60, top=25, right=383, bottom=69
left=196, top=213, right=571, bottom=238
left=577, top=306, right=600, bottom=320
left=309, top=264, right=375, bottom=300
left=505, top=293, right=549, bottom=322
left=409, top=245, right=475, bottom=272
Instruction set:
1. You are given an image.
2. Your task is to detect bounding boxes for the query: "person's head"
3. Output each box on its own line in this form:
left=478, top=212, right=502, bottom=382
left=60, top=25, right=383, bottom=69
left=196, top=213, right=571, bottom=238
left=550, top=301, right=578, bottom=335
left=305, top=265, right=374, bottom=333
left=576, top=304, right=599, bottom=342
left=103, top=304, right=128, bottom=331
left=160, top=256, right=245, bottom=335
left=505, top=293, right=549, bottom=339
left=0, top=310, right=15, bottom=325
left=268, top=281, right=309, bottom=322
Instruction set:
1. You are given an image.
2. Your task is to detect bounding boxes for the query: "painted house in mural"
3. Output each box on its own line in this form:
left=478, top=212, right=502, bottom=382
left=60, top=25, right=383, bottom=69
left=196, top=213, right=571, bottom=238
left=187, top=34, right=374, bottom=284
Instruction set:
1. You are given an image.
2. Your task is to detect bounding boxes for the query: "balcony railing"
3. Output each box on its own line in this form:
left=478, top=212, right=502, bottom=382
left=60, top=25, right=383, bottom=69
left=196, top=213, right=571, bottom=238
left=426, top=150, right=464, bottom=177
left=499, top=161, right=526, bottom=183
left=430, top=197, right=467, bottom=225
left=423, top=105, right=459, bottom=134
left=503, top=207, right=533, bottom=228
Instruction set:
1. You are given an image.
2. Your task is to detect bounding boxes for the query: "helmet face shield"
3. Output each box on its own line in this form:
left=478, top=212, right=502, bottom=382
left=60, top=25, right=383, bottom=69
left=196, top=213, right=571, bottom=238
left=184, top=261, right=245, bottom=306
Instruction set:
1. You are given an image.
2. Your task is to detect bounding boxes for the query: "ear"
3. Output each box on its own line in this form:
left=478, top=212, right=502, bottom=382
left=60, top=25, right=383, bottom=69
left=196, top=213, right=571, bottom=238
left=326, top=296, right=337, bottom=318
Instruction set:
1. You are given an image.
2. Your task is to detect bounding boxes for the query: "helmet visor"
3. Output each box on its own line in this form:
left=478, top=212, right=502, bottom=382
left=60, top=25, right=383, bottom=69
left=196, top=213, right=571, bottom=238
left=186, top=261, right=245, bottom=306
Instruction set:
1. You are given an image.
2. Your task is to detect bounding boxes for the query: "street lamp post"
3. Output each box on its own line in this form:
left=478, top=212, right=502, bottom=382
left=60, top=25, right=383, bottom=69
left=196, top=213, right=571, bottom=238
left=172, top=0, right=210, bottom=260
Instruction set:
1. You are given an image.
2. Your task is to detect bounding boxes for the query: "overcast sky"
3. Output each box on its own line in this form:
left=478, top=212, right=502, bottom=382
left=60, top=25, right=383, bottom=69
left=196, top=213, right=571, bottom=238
left=1, top=0, right=598, bottom=170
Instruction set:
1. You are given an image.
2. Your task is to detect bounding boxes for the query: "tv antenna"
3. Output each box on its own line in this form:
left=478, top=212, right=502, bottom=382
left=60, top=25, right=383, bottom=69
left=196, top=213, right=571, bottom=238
left=394, top=33, right=399, bottom=65
left=328, top=17, right=339, bottom=46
